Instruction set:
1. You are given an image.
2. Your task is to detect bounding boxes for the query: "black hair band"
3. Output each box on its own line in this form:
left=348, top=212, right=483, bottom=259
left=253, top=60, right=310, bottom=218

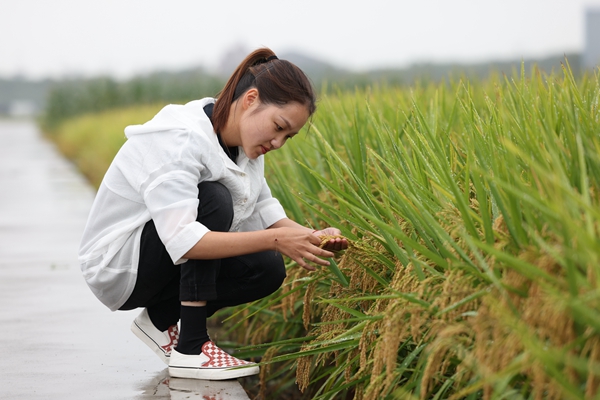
left=233, top=55, right=280, bottom=100
left=253, top=55, right=279, bottom=66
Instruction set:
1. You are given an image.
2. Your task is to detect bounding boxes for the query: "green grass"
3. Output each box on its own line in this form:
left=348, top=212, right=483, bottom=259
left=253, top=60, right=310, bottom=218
left=45, top=62, right=600, bottom=399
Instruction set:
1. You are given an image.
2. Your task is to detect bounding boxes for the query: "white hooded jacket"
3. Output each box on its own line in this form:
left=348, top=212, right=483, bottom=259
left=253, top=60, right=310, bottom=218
left=78, top=98, right=287, bottom=311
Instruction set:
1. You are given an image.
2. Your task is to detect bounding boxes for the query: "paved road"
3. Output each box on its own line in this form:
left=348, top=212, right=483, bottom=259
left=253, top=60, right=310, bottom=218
left=0, top=120, right=249, bottom=399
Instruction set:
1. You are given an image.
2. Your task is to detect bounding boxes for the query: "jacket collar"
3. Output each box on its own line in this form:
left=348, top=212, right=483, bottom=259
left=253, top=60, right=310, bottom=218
left=197, top=99, right=251, bottom=173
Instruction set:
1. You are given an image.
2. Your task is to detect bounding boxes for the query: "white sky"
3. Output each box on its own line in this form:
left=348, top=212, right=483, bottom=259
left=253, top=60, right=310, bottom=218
left=1, top=0, right=600, bottom=79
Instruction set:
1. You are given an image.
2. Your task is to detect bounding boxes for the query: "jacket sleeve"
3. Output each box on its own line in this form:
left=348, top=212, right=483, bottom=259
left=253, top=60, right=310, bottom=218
left=141, top=161, right=208, bottom=265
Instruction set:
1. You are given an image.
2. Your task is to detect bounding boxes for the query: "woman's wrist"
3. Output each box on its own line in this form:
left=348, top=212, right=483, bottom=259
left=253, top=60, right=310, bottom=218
left=269, top=228, right=280, bottom=252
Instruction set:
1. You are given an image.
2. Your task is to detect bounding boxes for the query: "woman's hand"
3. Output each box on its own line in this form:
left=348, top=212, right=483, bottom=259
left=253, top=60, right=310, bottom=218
left=272, top=227, right=335, bottom=271
left=312, top=227, right=349, bottom=252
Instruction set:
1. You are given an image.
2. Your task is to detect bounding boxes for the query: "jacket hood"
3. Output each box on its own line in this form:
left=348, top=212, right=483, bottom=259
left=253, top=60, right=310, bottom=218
left=124, top=98, right=216, bottom=138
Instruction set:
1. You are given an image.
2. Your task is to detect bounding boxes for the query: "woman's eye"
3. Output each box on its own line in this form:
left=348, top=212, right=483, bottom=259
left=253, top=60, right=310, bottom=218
left=275, top=124, right=283, bottom=131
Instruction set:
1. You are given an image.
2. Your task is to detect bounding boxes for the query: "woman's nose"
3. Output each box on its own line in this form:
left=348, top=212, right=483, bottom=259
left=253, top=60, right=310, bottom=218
left=271, top=137, right=284, bottom=149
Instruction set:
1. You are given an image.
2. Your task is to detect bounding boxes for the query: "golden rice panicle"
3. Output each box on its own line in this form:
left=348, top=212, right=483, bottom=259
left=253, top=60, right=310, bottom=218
left=408, top=308, right=428, bottom=345
left=365, top=302, right=412, bottom=400
left=296, top=351, right=312, bottom=393
left=312, top=236, right=387, bottom=339
left=278, top=277, right=292, bottom=322
left=520, top=254, right=576, bottom=346
left=346, top=239, right=391, bottom=294
left=258, top=346, right=279, bottom=399
left=390, top=263, right=431, bottom=340
left=359, top=320, right=380, bottom=373
left=367, top=335, right=387, bottom=397
left=470, top=265, right=524, bottom=376
left=317, top=306, right=348, bottom=337
left=250, top=317, right=271, bottom=346
left=387, top=264, right=419, bottom=309
left=492, top=214, right=507, bottom=233
left=354, top=383, right=366, bottom=400
left=344, top=347, right=360, bottom=384
left=280, top=267, right=310, bottom=319
left=363, top=372, right=386, bottom=400
left=420, top=324, right=473, bottom=399
left=326, top=276, right=346, bottom=302
left=381, top=302, right=410, bottom=394
left=314, top=285, right=350, bottom=338
left=390, top=262, right=421, bottom=294
left=584, top=331, right=600, bottom=398
left=531, top=361, right=551, bottom=400
left=302, top=281, right=316, bottom=330
left=471, top=301, right=513, bottom=377
left=420, top=337, right=450, bottom=398
left=317, top=234, right=347, bottom=248
left=434, top=268, right=482, bottom=322
left=437, top=204, right=467, bottom=243
left=518, top=252, right=577, bottom=397
left=471, top=295, right=525, bottom=396
left=467, top=245, right=587, bottom=399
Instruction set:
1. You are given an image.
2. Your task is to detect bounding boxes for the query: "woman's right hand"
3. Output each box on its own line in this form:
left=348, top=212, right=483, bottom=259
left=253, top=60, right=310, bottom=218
left=272, top=227, right=335, bottom=271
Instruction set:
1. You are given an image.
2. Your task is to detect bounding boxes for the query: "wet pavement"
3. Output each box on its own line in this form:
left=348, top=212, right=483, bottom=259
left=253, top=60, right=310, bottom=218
left=0, top=120, right=250, bottom=399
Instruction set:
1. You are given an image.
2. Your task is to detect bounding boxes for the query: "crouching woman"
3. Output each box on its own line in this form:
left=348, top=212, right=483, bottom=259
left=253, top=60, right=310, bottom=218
left=78, top=47, right=347, bottom=380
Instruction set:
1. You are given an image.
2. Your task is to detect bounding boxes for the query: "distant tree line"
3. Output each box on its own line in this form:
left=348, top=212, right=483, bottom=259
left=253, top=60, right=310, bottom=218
left=41, top=68, right=224, bottom=130
left=38, top=52, right=583, bottom=130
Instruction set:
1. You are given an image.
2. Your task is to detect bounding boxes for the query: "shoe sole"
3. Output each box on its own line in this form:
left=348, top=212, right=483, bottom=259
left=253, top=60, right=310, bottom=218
left=168, top=364, right=260, bottom=380
left=131, top=319, right=169, bottom=364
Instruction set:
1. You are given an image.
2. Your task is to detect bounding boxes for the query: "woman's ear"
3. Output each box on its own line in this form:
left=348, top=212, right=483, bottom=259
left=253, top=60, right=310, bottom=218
left=242, top=88, right=259, bottom=110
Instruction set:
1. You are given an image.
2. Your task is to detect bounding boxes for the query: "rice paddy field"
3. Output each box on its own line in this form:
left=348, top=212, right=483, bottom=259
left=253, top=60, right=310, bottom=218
left=46, top=63, right=600, bottom=399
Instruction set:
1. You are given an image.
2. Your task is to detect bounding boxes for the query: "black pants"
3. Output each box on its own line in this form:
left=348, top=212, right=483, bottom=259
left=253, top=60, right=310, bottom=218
left=119, top=181, right=286, bottom=326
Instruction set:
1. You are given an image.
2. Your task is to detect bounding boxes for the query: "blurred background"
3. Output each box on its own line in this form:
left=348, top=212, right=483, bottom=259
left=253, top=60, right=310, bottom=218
left=1, top=0, right=599, bottom=118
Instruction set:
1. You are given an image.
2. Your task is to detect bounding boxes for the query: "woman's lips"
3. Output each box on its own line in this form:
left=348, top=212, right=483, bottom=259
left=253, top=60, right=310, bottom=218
left=261, top=145, right=270, bottom=155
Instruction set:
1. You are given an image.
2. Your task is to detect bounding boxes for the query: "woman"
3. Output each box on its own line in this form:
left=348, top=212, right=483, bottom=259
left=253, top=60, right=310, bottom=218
left=78, top=47, right=347, bottom=381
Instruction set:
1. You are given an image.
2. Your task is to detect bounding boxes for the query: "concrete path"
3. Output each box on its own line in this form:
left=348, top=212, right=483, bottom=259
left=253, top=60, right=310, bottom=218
left=0, top=120, right=250, bottom=399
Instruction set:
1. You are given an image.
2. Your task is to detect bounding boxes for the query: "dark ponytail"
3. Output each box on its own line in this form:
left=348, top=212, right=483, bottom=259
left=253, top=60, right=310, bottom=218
left=211, top=47, right=316, bottom=134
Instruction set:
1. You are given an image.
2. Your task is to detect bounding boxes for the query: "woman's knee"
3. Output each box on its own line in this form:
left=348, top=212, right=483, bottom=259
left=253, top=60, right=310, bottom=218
left=197, top=181, right=233, bottom=231
left=259, top=252, right=287, bottom=296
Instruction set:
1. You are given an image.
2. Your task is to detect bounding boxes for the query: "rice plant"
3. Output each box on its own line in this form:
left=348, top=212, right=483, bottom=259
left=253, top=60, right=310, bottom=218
left=223, top=63, right=600, bottom=400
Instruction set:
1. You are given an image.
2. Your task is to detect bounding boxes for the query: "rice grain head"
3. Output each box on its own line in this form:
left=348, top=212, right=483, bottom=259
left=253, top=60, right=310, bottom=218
left=296, top=349, right=313, bottom=393
left=303, top=281, right=317, bottom=330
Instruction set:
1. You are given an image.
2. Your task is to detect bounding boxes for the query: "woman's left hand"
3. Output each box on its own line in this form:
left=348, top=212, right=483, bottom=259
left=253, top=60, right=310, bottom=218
left=312, top=227, right=348, bottom=252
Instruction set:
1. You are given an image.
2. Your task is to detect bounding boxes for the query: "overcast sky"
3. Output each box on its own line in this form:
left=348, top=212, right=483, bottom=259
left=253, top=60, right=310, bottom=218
left=1, top=0, right=599, bottom=79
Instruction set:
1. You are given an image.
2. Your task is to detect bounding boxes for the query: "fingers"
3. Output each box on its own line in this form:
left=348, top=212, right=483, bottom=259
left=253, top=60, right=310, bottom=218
left=311, top=251, right=333, bottom=265
left=321, top=237, right=349, bottom=252
left=296, top=253, right=328, bottom=271
left=308, top=232, right=322, bottom=246
left=277, top=227, right=345, bottom=271
left=293, top=246, right=333, bottom=271
left=311, top=228, right=348, bottom=252
left=299, top=261, right=316, bottom=271
left=314, top=227, right=342, bottom=237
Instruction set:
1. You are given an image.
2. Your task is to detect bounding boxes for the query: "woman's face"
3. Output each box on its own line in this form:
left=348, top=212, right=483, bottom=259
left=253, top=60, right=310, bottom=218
left=237, top=93, right=310, bottom=159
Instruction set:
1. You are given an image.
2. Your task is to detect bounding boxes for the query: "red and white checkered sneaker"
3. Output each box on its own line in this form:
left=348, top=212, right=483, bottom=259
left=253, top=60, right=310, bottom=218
left=168, top=341, right=259, bottom=380
left=131, top=308, right=179, bottom=364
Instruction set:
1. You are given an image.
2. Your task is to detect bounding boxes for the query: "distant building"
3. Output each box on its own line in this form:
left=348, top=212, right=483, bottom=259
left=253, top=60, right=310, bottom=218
left=584, top=8, right=600, bottom=69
